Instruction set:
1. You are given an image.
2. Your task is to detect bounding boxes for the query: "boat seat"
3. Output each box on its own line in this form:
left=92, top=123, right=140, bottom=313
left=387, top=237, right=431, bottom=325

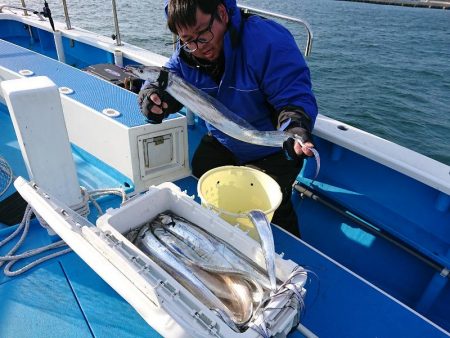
left=0, top=38, right=147, bottom=128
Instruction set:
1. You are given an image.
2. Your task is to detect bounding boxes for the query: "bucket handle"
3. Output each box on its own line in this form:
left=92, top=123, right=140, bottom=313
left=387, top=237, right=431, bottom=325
left=204, top=203, right=251, bottom=219
left=203, top=203, right=278, bottom=220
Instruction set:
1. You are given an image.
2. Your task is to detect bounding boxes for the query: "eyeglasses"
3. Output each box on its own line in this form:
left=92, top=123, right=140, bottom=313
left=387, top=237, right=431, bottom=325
left=179, top=12, right=216, bottom=53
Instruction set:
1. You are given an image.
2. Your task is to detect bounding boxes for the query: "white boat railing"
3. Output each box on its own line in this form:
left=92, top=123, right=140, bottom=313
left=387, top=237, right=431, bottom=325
left=0, top=4, right=45, bottom=21
left=7, top=1, right=311, bottom=53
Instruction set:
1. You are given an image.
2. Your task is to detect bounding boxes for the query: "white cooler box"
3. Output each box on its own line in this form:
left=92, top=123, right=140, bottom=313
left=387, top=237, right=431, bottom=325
left=15, top=178, right=307, bottom=338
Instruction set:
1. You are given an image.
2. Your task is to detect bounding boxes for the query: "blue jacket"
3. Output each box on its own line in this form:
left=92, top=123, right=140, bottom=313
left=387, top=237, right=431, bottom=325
left=165, top=0, right=318, bottom=163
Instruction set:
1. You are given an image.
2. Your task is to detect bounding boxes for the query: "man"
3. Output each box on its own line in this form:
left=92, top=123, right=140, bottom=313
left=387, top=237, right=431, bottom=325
left=138, top=0, right=318, bottom=237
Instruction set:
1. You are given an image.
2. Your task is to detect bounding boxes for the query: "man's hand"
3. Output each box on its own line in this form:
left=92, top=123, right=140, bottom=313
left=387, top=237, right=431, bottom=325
left=288, top=126, right=315, bottom=156
left=283, top=126, right=314, bottom=163
left=293, top=140, right=315, bottom=156
left=145, top=91, right=168, bottom=115
left=138, top=86, right=165, bottom=123
left=138, top=83, right=182, bottom=123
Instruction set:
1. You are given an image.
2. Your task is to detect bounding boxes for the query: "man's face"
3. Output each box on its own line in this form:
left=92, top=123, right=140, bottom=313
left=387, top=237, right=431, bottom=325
left=177, top=4, right=228, bottom=61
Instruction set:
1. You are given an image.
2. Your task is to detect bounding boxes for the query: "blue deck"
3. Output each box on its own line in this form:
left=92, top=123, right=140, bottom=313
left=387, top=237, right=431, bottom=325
left=0, top=37, right=179, bottom=129
left=1, top=23, right=449, bottom=337
left=0, top=182, right=448, bottom=337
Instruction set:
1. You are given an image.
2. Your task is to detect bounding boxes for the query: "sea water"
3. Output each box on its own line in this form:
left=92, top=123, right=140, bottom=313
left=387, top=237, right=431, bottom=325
left=21, top=0, right=450, bottom=165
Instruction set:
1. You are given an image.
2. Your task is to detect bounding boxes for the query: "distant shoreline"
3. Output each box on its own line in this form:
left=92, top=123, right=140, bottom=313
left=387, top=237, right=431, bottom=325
left=336, top=0, right=450, bottom=9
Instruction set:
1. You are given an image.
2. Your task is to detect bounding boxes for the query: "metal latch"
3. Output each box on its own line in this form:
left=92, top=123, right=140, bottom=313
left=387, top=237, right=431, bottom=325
left=153, top=135, right=165, bottom=145
left=192, top=311, right=220, bottom=337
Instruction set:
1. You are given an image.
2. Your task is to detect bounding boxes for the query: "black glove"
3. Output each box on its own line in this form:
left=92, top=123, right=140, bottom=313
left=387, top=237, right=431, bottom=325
left=282, top=126, right=313, bottom=164
left=137, top=82, right=182, bottom=124
left=124, top=77, right=144, bottom=93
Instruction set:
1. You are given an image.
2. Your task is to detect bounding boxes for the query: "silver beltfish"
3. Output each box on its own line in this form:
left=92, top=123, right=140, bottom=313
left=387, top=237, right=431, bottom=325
left=152, top=213, right=278, bottom=292
left=248, top=210, right=277, bottom=293
left=151, top=224, right=266, bottom=305
left=134, top=225, right=244, bottom=330
left=151, top=226, right=255, bottom=324
left=125, top=65, right=320, bottom=178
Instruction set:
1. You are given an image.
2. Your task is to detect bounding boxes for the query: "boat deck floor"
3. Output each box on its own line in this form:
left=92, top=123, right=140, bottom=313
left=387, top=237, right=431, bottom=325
left=0, top=176, right=447, bottom=337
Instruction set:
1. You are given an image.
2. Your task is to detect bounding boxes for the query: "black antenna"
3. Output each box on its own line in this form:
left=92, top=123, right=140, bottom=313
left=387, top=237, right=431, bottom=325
left=42, top=0, right=55, bottom=32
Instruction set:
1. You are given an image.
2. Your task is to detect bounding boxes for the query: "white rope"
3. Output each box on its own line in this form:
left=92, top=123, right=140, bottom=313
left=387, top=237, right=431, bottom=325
left=0, top=156, right=13, bottom=196
left=0, top=186, right=128, bottom=276
left=87, top=188, right=127, bottom=216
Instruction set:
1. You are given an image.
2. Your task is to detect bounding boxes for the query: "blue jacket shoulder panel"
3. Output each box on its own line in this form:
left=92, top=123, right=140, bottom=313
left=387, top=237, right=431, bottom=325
left=242, top=16, right=318, bottom=123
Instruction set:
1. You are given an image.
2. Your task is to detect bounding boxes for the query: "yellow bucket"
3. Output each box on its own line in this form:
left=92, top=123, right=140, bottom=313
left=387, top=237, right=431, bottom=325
left=197, top=166, right=282, bottom=239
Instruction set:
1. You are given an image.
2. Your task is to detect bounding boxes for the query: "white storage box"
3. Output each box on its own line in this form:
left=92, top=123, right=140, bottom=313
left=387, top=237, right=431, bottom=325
left=0, top=65, right=190, bottom=194
left=15, top=178, right=306, bottom=338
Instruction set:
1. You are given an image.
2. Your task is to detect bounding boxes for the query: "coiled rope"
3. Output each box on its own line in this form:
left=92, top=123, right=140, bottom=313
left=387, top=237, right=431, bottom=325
left=0, top=156, right=13, bottom=196
left=0, top=183, right=128, bottom=277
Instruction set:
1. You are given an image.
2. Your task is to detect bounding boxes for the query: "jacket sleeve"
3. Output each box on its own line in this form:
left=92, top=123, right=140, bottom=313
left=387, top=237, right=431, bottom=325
left=246, top=17, right=318, bottom=130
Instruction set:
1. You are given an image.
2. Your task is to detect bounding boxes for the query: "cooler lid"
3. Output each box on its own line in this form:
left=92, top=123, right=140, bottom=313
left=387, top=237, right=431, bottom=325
left=13, top=176, right=230, bottom=338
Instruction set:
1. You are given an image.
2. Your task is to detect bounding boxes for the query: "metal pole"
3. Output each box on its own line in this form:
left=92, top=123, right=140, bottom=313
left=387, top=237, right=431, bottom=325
left=237, top=4, right=313, bottom=56
left=19, top=0, right=34, bottom=43
left=61, top=0, right=72, bottom=30
left=111, top=0, right=122, bottom=46
left=20, top=0, right=29, bottom=16
left=172, top=34, right=177, bottom=51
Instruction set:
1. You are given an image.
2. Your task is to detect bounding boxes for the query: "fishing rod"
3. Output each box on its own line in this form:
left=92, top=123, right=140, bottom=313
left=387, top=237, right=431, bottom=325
left=294, top=183, right=450, bottom=279
left=41, top=0, right=55, bottom=32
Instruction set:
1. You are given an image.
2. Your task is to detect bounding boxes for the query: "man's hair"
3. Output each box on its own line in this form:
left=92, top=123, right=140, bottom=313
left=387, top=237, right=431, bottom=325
left=167, top=0, right=223, bottom=34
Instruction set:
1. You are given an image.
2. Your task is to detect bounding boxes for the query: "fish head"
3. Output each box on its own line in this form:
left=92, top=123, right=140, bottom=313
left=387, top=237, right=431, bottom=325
left=158, top=213, right=176, bottom=226
left=124, top=65, right=161, bottom=82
